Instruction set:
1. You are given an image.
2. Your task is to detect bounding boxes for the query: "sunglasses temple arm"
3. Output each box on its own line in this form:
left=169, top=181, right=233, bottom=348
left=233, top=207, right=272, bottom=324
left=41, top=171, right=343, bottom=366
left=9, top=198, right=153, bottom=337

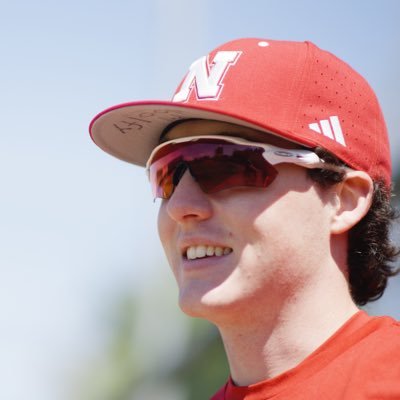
left=264, top=149, right=347, bottom=172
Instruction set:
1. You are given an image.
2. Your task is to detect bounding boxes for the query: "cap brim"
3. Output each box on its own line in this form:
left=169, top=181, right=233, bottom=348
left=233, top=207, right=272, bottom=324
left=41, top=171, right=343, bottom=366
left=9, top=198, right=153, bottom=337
left=89, top=100, right=304, bottom=167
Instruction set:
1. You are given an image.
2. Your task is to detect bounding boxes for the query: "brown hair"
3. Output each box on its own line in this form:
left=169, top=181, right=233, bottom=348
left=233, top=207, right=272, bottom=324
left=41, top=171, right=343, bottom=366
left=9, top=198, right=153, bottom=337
left=308, top=148, right=400, bottom=305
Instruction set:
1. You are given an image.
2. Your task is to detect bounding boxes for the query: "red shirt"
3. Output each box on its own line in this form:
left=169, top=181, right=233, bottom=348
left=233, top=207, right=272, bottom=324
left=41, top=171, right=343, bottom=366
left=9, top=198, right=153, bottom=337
left=211, top=311, right=400, bottom=399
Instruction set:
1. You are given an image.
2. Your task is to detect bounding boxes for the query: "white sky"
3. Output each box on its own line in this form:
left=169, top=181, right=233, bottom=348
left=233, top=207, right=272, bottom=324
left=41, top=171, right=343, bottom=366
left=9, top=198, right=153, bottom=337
left=0, top=1, right=399, bottom=399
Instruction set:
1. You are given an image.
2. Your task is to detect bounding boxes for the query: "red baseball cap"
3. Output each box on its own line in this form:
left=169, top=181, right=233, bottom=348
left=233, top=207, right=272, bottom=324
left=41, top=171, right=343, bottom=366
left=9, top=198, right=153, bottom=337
left=89, top=38, right=391, bottom=187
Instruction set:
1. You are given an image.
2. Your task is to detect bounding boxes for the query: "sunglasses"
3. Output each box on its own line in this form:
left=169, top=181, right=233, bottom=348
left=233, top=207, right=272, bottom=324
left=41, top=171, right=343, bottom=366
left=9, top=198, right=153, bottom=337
left=146, top=135, right=342, bottom=200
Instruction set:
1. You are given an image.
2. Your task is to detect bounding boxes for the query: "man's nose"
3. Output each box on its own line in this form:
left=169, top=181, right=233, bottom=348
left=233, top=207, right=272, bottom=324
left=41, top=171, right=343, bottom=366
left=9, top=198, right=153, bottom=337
left=165, top=169, right=213, bottom=223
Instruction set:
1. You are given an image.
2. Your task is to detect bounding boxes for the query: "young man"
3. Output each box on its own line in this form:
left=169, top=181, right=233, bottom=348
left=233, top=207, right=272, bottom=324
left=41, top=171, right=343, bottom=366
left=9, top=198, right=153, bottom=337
left=90, top=38, right=400, bottom=399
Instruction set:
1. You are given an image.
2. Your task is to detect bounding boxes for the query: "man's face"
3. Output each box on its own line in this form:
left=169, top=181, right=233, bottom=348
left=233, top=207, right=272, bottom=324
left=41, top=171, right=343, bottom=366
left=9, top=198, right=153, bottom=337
left=156, top=120, right=335, bottom=324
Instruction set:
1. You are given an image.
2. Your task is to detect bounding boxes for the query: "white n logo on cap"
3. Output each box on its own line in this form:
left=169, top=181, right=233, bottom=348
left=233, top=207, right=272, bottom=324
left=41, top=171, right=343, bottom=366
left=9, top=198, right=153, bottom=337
left=172, top=51, right=242, bottom=102
left=309, top=116, right=346, bottom=146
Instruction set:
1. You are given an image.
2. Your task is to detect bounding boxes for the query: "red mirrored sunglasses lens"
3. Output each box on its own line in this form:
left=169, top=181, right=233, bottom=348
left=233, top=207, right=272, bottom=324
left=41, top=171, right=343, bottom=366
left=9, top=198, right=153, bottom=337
left=149, top=139, right=278, bottom=199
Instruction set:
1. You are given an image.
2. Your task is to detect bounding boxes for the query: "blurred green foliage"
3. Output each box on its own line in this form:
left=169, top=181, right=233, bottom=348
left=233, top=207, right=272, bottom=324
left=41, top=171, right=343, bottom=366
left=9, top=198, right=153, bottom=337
left=169, top=318, right=228, bottom=400
left=77, top=294, right=228, bottom=400
left=76, top=297, right=143, bottom=400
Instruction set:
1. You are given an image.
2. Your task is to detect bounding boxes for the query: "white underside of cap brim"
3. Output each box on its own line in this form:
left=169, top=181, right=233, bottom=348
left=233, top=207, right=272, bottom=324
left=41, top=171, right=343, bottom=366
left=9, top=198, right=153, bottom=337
left=89, top=100, right=308, bottom=167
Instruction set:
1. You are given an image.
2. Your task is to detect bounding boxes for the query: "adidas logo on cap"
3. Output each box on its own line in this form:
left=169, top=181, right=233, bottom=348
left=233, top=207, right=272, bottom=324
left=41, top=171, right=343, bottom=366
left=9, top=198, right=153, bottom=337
left=308, top=116, right=346, bottom=146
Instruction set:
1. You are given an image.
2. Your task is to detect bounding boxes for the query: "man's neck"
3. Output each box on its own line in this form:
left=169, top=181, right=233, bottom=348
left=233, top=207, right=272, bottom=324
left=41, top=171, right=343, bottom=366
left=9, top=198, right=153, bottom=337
left=216, top=278, right=359, bottom=386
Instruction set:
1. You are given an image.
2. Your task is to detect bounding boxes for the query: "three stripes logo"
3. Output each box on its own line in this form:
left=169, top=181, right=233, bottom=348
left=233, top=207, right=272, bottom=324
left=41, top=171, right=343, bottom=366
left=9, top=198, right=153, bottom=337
left=308, top=116, right=346, bottom=146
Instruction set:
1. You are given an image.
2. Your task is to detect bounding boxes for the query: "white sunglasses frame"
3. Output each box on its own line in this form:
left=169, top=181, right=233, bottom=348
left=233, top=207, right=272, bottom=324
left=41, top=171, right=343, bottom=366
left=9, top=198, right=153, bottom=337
left=146, top=135, right=348, bottom=174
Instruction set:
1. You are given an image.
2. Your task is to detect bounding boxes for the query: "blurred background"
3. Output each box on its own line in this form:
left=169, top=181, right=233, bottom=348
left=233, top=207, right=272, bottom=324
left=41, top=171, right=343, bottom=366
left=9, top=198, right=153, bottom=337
left=0, top=0, right=399, bottom=399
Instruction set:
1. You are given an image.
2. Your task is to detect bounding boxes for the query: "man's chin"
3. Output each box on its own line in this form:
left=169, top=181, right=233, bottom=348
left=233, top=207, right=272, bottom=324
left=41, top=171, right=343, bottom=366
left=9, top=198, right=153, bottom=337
left=178, top=288, right=244, bottom=322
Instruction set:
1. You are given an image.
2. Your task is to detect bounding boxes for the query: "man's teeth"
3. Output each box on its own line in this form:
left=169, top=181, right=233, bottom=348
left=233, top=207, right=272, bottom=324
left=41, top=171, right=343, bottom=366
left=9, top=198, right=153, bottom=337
left=186, top=245, right=232, bottom=260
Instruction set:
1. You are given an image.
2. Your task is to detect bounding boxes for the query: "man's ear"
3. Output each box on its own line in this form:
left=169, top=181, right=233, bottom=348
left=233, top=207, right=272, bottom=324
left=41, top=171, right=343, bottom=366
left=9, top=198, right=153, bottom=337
left=330, top=171, right=374, bottom=235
